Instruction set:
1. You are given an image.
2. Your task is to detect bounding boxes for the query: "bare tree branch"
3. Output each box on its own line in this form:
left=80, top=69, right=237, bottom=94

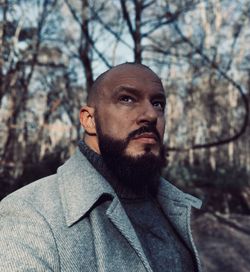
left=89, top=5, right=133, bottom=50
left=167, top=24, right=249, bottom=151
left=64, top=0, right=111, bottom=90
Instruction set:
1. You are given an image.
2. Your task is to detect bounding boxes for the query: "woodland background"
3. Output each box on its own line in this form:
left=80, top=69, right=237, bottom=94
left=0, top=1, right=250, bottom=271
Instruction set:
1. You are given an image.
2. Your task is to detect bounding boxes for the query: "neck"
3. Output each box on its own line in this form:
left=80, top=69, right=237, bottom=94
left=84, top=134, right=100, bottom=154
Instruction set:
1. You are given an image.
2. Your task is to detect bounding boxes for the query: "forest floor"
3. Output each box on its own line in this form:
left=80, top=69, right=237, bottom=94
left=192, top=212, right=250, bottom=272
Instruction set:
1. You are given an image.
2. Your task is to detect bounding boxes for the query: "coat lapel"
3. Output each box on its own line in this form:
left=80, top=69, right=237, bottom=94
left=87, top=197, right=152, bottom=272
left=157, top=179, right=202, bottom=272
left=106, top=197, right=153, bottom=272
left=157, top=194, right=191, bottom=248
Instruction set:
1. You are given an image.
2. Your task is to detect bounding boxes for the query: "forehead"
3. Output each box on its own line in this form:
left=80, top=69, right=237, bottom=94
left=101, top=65, right=164, bottom=96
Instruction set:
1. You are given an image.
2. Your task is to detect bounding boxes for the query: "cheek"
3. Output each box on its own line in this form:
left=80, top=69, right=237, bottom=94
left=158, top=118, right=166, bottom=138
left=98, top=112, right=132, bottom=138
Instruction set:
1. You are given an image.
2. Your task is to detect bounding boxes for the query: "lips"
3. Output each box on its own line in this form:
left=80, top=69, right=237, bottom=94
left=132, top=132, right=158, bottom=143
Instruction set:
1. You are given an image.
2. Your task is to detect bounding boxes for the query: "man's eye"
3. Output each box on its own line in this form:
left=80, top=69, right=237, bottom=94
left=119, top=95, right=135, bottom=103
left=153, top=101, right=165, bottom=109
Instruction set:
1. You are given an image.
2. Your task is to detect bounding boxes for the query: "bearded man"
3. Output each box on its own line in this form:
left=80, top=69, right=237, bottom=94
left=0, top=63, right=202, bottom=271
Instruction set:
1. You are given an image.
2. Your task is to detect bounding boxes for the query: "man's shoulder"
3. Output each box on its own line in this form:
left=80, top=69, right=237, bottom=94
left=8, top=173, right=57, bottom=197
left=1, top=149, right=86, bottom=206
left=0, top=174, right=60, bottom=216
left=0, top=150, right=75, bottom=216
left=1, top=148, right=115, bottom=227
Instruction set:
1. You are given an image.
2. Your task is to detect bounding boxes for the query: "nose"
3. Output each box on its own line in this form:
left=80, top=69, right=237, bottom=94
left=137, top=101, right=158, bottom=125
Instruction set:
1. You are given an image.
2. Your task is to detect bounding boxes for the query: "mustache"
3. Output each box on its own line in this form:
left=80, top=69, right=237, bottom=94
left=127, top=124, right=161, bottom=143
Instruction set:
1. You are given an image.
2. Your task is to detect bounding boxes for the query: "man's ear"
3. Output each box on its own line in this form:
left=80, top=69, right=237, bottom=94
left=79, top=106, right=96, bottom=135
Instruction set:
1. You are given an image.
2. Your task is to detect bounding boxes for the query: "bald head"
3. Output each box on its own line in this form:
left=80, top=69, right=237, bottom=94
left=86, top=63, right=161, bottom=107
left=80, top=61, right=166, bottom=155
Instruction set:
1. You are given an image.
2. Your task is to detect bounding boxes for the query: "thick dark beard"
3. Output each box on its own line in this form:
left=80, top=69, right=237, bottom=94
left=95, top=119, right=167, bottom=196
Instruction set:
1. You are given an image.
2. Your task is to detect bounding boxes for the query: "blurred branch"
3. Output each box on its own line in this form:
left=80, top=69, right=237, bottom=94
left=167, top=24, right=249, bottom=151
left=213, top=212, right=250, bottom=236
left=64, top=0, right=111, bottom=91
left=89, top=5, right=133, bottom=50
left=120, top=0, right=143, bottom=62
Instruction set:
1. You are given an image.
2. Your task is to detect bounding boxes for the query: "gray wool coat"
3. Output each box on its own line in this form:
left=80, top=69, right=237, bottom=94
left=0, top=148, right=202, bottom=272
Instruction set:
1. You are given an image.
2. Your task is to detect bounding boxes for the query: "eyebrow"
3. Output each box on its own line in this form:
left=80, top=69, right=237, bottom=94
left=113, top=85, right=166, bottom=100
left=113, top=86, right=142, bottom=97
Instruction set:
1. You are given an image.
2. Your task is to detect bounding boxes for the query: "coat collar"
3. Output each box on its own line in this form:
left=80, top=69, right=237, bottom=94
left=58, top=148, right=201, bottom=227
left=158, top=177, right=202, bottom=209
left=57, top=148, right=115, bottom=226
